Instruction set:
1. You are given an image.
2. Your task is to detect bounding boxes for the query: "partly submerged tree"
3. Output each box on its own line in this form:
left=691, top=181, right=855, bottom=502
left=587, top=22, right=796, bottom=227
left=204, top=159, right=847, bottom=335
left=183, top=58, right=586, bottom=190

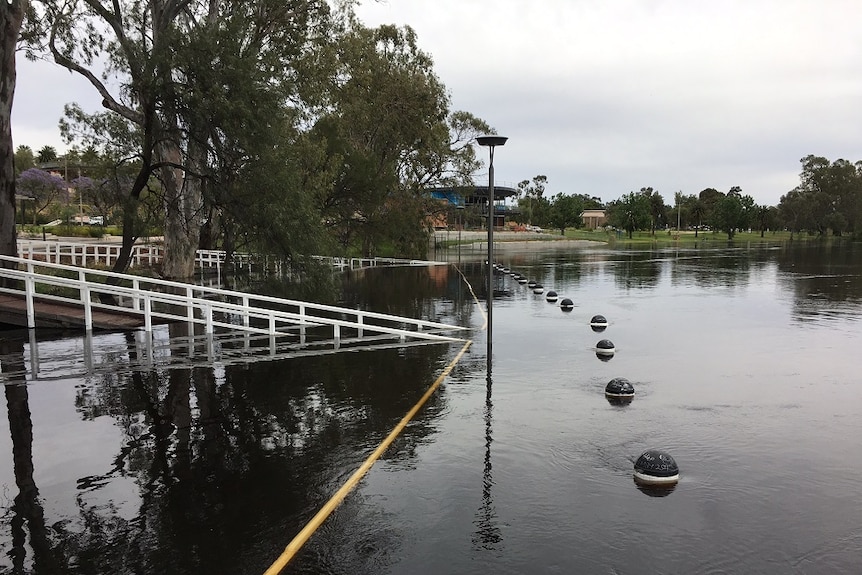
left=1, top=0, right=29, bottom=263
left=308, top=23, right=489, bottom=258
left=42, top=0, right=336, bottom=277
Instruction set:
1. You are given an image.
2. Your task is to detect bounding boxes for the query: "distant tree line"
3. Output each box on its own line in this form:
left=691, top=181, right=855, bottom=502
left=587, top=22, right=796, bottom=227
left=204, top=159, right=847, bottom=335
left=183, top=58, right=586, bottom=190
left=601, top=155, right=862, bottom=240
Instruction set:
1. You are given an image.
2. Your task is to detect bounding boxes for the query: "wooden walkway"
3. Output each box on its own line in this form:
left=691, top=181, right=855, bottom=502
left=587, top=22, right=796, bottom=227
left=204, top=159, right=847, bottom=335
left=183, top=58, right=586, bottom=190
left=0, top=293, right=171, bottom=331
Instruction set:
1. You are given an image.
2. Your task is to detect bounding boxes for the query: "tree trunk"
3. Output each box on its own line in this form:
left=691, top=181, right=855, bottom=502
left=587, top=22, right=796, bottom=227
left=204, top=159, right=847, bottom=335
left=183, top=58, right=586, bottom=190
left=158, top=139, right=201, bottom=279
left=0, top=1, right=25, bottom=268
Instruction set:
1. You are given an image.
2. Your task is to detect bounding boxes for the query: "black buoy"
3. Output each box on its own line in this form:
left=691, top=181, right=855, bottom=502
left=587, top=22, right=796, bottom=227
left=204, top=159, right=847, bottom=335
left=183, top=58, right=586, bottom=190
left=596, top=339, right=615, bottom=355
left=595, top=352, right=613, bottom=362
left=605, top=377, right=634, bottom=398
left=527, top=280, right=537, bottom=288
left=546, top=290, right=558, bottom=303
left=633, top=449, right=679, bottom=486
left=502, top=267, right=511, bottom=274
left=518, top=276, right=528, bottom=284
left=532, top=284, right=544, bottom=294
left=560, top=298, right=574, bottom=311
left=590, top=314, right=608, bottom=328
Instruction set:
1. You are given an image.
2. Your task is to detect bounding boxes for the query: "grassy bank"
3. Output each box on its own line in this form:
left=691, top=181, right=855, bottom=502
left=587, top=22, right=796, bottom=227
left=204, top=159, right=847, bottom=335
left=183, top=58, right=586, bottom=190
left=562, top=228, right=806, bottom=247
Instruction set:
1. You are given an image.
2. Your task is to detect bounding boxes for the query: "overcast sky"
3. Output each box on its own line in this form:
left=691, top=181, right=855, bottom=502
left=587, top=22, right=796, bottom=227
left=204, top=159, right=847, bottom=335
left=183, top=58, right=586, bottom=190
left=12, top=0, right=862, bottom=206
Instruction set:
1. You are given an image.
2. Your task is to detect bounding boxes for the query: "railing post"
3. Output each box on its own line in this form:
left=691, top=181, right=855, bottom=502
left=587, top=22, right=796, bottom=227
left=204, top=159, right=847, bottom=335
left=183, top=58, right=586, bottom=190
left=144, top=294, right=152, bottom=332
left=25, top=261, right=36, bottom=329
left=242, top=295, right=250, bottom=327
left=204, top=303, right=213, bottom=334
left=80, top=269, right=93, bottom=330
left=186, top=287, right=195, bottom=324
left=132, top=279, right=141, bottom=311
left=357, top=312, right=364, bottom=338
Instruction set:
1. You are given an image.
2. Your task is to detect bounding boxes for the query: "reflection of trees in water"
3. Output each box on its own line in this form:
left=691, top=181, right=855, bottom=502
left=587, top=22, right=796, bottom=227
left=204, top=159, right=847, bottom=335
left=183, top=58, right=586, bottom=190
left=343, top=263, right=483, bottom=328
left=668, top=249, right=757, bottom=289
left=775, top=242, right=862, bottom=320
left=1, top=338, right=62, bottom=573
left=39, top=323, right=457, bottom=573
left=611, top=251, right=664, bottom=289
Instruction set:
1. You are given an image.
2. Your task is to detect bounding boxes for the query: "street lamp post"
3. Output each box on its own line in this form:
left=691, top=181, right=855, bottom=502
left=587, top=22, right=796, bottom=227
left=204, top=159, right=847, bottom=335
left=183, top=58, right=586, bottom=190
left=457, top=204, right=465, bottom=261
left=476, top=135, right=507, bottom=374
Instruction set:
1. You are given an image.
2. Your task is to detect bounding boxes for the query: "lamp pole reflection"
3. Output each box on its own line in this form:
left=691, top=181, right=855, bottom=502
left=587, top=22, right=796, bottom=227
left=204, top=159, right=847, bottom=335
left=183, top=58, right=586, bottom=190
left=473, top=373, right=502, bottom=550
left=476, top=135, right=507, bottom=375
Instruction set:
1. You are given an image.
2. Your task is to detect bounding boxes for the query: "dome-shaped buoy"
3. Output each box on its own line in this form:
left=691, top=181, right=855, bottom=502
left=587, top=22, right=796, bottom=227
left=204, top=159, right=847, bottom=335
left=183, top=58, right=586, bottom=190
left=502, top=267, right=510, bottom=274
left=596, top=339, right=615, bottom=355
left=560, top=298, right=574, bottom=311
left=527, top=280, right=537, bottom=288
left=605, top=377, right=634, bottom=398
left=518, top=276, right=528, bottom=284
left=546, top=290, right=558, bottom=303
left=596, top=352, right=613, bottom=362
left=590, top=315, right=608, bottom=328
left=532, top=284, right=544, bottom=294
left=633, top=450, right=679, bottom=486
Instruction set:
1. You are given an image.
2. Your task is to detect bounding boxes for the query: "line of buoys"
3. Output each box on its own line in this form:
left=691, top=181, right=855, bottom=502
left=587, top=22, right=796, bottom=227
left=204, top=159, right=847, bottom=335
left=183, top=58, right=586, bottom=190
left=491, top=262, right=680, bottom=491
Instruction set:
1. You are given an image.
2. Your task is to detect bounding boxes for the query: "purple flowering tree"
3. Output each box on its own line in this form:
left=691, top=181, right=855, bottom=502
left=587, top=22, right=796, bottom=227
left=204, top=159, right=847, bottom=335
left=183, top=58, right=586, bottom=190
left=17, top=168, right=70, bottom=221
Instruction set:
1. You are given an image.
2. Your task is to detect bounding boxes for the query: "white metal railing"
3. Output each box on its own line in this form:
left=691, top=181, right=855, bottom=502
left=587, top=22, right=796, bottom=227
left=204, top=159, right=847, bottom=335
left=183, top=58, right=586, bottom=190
left=17, top=240, right=162, bottom=268
left=16, top=240, right=447, bottom=272
left=0, top=255, right=467, bottom=343
left=311, top=255, right=447, bottom=269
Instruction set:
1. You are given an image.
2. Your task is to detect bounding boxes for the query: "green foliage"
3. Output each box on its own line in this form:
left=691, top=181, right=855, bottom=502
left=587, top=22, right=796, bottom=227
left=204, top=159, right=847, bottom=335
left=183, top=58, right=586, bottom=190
left=516, top=175, right=548, bottom=225
left=711, top=189, right=755, bottom=239
left=606, top=191, right=651, bottom=238
left=307, top=22, right=486, bottom=258
left=14, top=145, right=35, bottom=176
left=36, top=145, right=57, bottom=163
left=547, top=193, right=585, bottom=234
left=778, top=155, right=862, bottom=237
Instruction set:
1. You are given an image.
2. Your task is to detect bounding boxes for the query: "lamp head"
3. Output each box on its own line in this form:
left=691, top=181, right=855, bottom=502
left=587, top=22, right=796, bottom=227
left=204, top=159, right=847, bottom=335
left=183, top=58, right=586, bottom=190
left=476, top=135, right=508, bottom=147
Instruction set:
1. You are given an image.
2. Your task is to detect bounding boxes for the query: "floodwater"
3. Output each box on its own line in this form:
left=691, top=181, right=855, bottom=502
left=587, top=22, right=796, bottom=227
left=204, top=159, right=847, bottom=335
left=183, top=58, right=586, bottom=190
left=2, top=241, right=862, bottom=574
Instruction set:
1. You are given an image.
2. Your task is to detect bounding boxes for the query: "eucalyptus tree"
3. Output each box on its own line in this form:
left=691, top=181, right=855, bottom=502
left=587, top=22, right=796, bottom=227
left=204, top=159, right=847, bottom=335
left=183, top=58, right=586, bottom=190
left=40, top=0, right=337, bottom=277
left=547, top=192, right=584, bottom=235
left=606, top=191, right=650, bottom=238
left=784, top=155, right=862, bottom=237
left=1, top=0, right=28, bottom=261
left=517, top=175, right=548, bottom=225
left=307, top=23, right=490, bottom=258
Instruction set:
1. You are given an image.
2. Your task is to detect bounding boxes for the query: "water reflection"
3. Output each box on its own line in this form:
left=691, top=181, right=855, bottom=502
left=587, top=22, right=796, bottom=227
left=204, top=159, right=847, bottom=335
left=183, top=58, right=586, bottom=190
left=1, top=268, right=467, bottom=574
left=472, top=375, right=502, bottom=551
left=2, top=337, right=60, bottom=573
left=774, top=242, right=862, bottom=322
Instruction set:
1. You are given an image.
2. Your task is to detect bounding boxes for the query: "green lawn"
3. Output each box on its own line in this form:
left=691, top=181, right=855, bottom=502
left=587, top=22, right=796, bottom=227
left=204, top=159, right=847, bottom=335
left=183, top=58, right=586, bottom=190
left=562, top=228, right=801, bottom=246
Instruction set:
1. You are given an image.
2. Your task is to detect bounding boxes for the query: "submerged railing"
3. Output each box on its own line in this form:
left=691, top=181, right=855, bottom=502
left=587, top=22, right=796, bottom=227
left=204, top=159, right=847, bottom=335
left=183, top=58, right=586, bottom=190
left=16, top=240, right=447, bottom=272
left=0, top=254, right=467, bottom=343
